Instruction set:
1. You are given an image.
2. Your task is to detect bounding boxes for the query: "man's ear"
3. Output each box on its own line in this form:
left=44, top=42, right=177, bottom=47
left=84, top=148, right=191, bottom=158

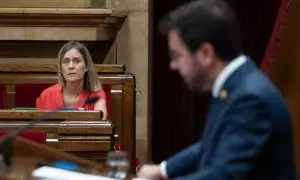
left=194, top=42, right=215, bottom=67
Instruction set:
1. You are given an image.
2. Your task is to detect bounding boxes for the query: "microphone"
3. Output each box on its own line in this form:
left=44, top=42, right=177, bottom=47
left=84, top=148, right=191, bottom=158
left=81, top=96, right=99, bottom=109
left=0, top=95, right=101, bottom=167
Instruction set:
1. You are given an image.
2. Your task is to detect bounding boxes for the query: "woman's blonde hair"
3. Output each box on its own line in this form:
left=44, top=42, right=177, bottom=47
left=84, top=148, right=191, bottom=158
left=57, top=41, right=101, bottom=92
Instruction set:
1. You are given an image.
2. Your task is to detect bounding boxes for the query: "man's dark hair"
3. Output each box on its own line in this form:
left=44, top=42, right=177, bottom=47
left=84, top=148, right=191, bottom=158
left=159, top=0, right=242, bottom=61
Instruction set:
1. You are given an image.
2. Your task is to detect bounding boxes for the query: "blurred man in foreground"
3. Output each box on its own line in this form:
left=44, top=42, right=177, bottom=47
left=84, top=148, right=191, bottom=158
left=137, top=0, right=295, bottom=179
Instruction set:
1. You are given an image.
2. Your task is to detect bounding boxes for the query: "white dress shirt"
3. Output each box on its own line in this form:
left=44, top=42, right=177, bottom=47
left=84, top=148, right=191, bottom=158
left=159, top=54, right=247, bottom=179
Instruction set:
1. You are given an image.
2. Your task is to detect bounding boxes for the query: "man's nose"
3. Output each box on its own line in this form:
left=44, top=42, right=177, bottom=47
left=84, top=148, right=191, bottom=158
left=170, top=61, right=177, bottom=71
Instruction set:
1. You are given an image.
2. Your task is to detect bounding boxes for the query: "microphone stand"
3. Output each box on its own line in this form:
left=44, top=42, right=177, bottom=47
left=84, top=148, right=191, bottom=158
left=0, top=96, right=100, bottom=167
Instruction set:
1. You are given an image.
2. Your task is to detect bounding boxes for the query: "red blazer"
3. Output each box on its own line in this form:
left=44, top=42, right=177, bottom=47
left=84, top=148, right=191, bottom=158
left=36, top=84, right=106, bottom=110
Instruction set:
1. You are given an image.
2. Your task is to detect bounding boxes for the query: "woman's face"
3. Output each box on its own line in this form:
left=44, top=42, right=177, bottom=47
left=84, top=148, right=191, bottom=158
left=61, top=48, right=87, bottom=83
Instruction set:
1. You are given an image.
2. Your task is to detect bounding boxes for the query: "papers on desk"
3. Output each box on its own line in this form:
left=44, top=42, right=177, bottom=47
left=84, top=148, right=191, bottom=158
left=32, top=166, right=117, bottom=180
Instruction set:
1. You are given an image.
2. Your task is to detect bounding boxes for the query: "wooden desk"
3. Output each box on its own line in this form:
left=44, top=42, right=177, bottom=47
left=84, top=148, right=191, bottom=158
left=4, top=157, right=105, bottom=180
left=0, top=110, right=113, bottom=170
left=0, top=137, right=109, bottom=179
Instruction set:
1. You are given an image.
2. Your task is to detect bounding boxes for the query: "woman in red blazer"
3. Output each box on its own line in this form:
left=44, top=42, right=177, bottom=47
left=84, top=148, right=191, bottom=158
left=36, top=41, right=107, bottom=119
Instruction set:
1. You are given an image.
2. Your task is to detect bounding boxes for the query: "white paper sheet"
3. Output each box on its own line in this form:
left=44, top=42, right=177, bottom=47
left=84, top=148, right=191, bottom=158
left=32, top=166, right=118, bottom=180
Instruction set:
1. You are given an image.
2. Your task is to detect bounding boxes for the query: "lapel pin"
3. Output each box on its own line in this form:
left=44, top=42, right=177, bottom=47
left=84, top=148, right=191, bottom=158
left=219, top=89, right=228, bottom=100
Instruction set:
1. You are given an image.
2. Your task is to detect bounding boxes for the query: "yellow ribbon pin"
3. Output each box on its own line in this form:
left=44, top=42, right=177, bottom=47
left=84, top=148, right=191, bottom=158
left=219, top=89, right=228, bottom=100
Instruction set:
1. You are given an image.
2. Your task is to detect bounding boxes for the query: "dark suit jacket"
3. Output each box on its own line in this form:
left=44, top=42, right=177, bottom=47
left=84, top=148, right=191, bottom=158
left=165, top=57, right=295, bottom=180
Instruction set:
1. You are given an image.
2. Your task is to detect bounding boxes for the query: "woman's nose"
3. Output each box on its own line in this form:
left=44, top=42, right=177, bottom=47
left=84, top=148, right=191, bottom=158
left=68, top=61, right=75, bottom=69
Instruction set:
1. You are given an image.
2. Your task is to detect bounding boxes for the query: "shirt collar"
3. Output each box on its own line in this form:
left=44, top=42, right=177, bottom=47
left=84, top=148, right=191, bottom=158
left=212, top=54, right=247, bottom=98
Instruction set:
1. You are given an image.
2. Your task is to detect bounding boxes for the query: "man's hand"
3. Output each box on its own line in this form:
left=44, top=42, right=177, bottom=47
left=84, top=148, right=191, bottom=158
left=136, top=164, right=163, bottom=180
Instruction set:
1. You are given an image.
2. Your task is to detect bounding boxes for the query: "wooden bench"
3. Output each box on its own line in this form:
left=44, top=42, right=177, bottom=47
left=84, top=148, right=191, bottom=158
left=0, top=64, right=136, bottom=172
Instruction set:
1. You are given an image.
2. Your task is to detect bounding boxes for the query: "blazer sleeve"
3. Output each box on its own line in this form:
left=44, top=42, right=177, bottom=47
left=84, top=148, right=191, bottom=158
left=36, top=96, right=42, bottom=108
left=36, top=94, right=45, bottom=109
left=174, top=95, right=271, bottom=180
left=96, top=89, right=106, bottom=100
left=165, top=142, right=202, bottom=178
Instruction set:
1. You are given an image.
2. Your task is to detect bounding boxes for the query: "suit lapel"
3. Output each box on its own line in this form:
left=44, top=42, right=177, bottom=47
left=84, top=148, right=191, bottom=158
left=203, top=58, right=257, bottom=137
left=200, top=57, right=258, bottom=165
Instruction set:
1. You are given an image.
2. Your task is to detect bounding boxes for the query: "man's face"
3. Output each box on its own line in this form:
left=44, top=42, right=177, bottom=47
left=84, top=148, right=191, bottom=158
left=168, top=30, right=212, bottom=92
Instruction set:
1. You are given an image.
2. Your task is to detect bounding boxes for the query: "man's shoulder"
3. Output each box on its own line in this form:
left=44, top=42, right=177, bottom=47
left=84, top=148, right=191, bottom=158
left=238, top=69, right=282, bottom=103
left=230, top=69, right=290, bottom=119
left=225, top=58, right=281, bottom=105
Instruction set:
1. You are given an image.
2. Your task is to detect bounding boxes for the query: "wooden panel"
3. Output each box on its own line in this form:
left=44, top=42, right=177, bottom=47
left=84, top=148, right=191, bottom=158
left=0, top=8, right=125, bottom=26
left=0, top=110, right=102, bottom=120
left=57, top=120, right=113, bottom=134
left=59, top=136, right=111, bottom=140
left=47, top=136, right=111, bottom=152
left=0, top=120, right=112, bottom=133
left=0, top=121, right=63, bottom=133
left=0, top=74, right=124, bottom=85
left=110, top=85, right=123, bottom=143
left=0, top=112, right=113, bottom=169
left=122, top=73, right=136, bottom=172
left=5, top=84, right=15, bottom=109
left=58, top=140, right=111, bottom=152
left=0, top=26, right=115, bottom=41
left=0, top=0, right=92, bottom=8
left=0, top=64, right=124, bottom=73
left=71, top=152, right=107, bottom=162
left=0, top=8, right=112, bottom=15
left=46, top=133, right=59, bottom=148
left=13, top=137, right=105, bottom=171
left=0, top=58, right=56, bottom=65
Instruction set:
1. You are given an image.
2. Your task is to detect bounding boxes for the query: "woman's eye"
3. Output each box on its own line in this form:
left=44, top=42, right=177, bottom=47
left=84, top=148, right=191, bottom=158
left=63, top=59, right=69, bottom=63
